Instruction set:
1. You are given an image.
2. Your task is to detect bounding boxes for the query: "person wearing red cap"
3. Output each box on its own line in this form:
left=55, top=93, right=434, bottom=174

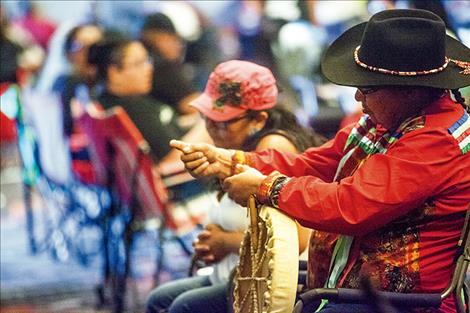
left=171, top=9, right=470, bottom=313
left=146, top=60, right=322, bottom=313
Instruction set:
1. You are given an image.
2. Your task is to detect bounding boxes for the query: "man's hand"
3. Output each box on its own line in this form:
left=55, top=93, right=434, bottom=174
left=170, top=140, right=233, bottom=179
left=223, top=165, right=266, bottom=206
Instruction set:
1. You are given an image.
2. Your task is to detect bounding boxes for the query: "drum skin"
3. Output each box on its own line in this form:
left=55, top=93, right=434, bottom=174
left=233, top=204, right=299, bottom=313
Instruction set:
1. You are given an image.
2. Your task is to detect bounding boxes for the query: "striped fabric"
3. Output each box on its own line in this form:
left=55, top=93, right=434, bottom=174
left=325, top=112, right=426, bottom=298
left=448, top=111, right=470, bottom=154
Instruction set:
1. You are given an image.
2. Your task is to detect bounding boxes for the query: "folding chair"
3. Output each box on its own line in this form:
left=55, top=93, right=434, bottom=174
left=1, top=85, right=111, bottom=307
left=1, top=84, right=40, bottom=253
left=293, top=204, right=470, bottom=313
left=84, top=106, right=208, bottom=312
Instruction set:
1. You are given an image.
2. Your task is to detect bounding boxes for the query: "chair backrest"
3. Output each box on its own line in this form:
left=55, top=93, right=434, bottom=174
left=21, top=87, right=72, bottom=185
left=75, top=103, right=109, bottom=187
left=0, top=85, right=41, bottom=186
left=103, top=107, right=171, bottom=224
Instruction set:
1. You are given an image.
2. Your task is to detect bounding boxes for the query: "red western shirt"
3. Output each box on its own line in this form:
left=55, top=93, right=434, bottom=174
left=246, top=95, right=470, bottom=312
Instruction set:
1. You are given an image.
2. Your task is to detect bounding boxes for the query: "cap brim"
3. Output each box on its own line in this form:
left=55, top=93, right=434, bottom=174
left=321, top=23, right=470, bottom=89
left=190, top=93, right=247, bottom=122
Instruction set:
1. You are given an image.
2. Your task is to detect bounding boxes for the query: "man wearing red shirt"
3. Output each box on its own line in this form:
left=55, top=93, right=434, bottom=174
left=171, top=9, right=470, bottom=313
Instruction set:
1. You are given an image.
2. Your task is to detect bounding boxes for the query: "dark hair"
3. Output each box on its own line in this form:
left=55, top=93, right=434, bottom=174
left=141, top=12, right=176, bottom=34
left=242, top=106, right=325, bottom=152
left=88, top=38, right=133, bottom=81
left=412, top=87, right=468, bottom=113
left=64, top=26, right=83, bottom=54
left=451, top=89, right=469, bottom=113
left=64, top=24, right=101, bottom=55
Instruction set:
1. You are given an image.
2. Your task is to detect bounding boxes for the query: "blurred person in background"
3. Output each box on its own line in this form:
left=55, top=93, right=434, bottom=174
left=0, top=7, right=22, bottom=168
left=88, top=37, right=210, bottom=165
left=1, top=6, right=23, bottom=85
left=11, top=1, right=56, bottom=51
left=52, top=24, right=104, bottom=137
left=1, top=3, right=47, bottom=86
left=88, top=37, right=185, bottom=162
left=146, top=60, right=320, bottom=313
left=140, top=12, right=200, bottom=117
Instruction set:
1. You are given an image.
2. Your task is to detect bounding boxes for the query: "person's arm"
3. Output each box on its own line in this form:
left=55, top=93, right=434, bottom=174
left=273, top=129, right=468, bottom=236
left=170, top=124, right=353, bottom=182
left=158, top=118, right=213, bottom=176
left=193, top=224, right=245, bottom=264
left=255, top=133, right=312, bottom=254
left=245, top=125, right=352, bottom=181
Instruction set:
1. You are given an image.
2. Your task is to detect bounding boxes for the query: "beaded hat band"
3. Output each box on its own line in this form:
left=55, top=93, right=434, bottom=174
left=354, top=46, right=469, bottom=76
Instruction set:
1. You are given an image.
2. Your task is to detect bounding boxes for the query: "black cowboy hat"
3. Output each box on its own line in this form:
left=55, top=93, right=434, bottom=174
left=321, top=9, right=470, bottom=90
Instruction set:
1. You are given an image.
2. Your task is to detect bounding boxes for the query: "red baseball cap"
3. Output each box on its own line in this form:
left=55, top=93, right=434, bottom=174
left=190, top=60, right=278, bottom=122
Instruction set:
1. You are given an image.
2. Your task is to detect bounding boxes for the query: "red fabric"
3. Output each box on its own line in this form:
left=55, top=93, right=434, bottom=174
left=247, top=96, right=469, bottom=313
left=104, top=107, right=171, bottom=224
left=0, top=84, right=16, bottom=143
left=71, top=160, right=95, bottom=184
left=0, top=112, right=16, bottom=143
left=69, top=125, right=96, bottom=184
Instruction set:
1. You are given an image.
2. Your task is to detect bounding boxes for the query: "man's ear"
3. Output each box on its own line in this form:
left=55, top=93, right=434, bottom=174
left=253, top=110, right=268, bottom=130
left=255, top=111, right=268, bottom=123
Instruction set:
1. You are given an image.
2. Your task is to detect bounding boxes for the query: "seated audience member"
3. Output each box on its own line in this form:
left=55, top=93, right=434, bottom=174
left=52, top=24, right=103, bottom=136
left=171, top=9, right=470, bottom=313
left=146, top=60, right=322, bottom=313
left=88, top=37, right=187, bottom=162
left=140, top=12, right=200, bottom=116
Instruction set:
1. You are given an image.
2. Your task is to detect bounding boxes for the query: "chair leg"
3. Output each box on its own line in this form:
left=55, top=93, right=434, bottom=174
left=23, top=182, right=37, bottom=254
left=96, top=217, right=111, bottom=308
left=154, top=225, right=166, bottom=286
left=113, top=224, right=134, bottom=313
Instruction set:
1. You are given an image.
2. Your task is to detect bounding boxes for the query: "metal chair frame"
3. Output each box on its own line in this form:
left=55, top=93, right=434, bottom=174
left=81, top=105, right=206, bottom=312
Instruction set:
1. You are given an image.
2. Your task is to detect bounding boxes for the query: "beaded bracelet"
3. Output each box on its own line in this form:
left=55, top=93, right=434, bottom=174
left=231, top=150, right=246, bottom=176
left=268, top=176, right=289, bottom=208
left=256, top=171, right=283, bottom=205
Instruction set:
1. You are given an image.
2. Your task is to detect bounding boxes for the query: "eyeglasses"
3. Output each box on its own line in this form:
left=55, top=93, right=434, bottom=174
left=203, top=113, right=249, bottom=130
left=69, top=41, right=87, bottom=53
left=120, top=56, right=153, bottom=69
left=358, top=87, right=380, bottom=95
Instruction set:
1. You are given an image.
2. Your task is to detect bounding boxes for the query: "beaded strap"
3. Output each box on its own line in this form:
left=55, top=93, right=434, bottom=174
left=256, top=171, right=284, bottom=205
left=354, top=45, right=469, bottom=76
left=231, top=150, right=246, bottom=176
left=268, top=176, right=290, bottom=209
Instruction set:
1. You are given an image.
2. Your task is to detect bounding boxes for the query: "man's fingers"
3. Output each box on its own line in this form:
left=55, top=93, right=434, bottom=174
left=222, top=176, right=232, bottom=191
left=202, top=254, right=215, bottom=263
left=197, top=230, right=211, bottom=240
left=194, top=244, right=210, bottom=253
left=235, top=164, right=251, bottom=174
left=170, top=140, right=210, bottom=154
left=169, top=140, right=190, bottom=152
left=192, top=162, right=210, bottom=176
left=185, top=157, right=208, bottom=170
left=181, top=152, right=205, bottom=162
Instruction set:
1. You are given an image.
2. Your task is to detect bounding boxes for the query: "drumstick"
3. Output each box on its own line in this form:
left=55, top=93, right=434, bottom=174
left=248, top=195, right=258, bottom=251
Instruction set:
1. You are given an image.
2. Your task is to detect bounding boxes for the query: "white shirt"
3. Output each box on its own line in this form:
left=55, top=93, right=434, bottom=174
left=207, top=193, right=249, bottom=285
